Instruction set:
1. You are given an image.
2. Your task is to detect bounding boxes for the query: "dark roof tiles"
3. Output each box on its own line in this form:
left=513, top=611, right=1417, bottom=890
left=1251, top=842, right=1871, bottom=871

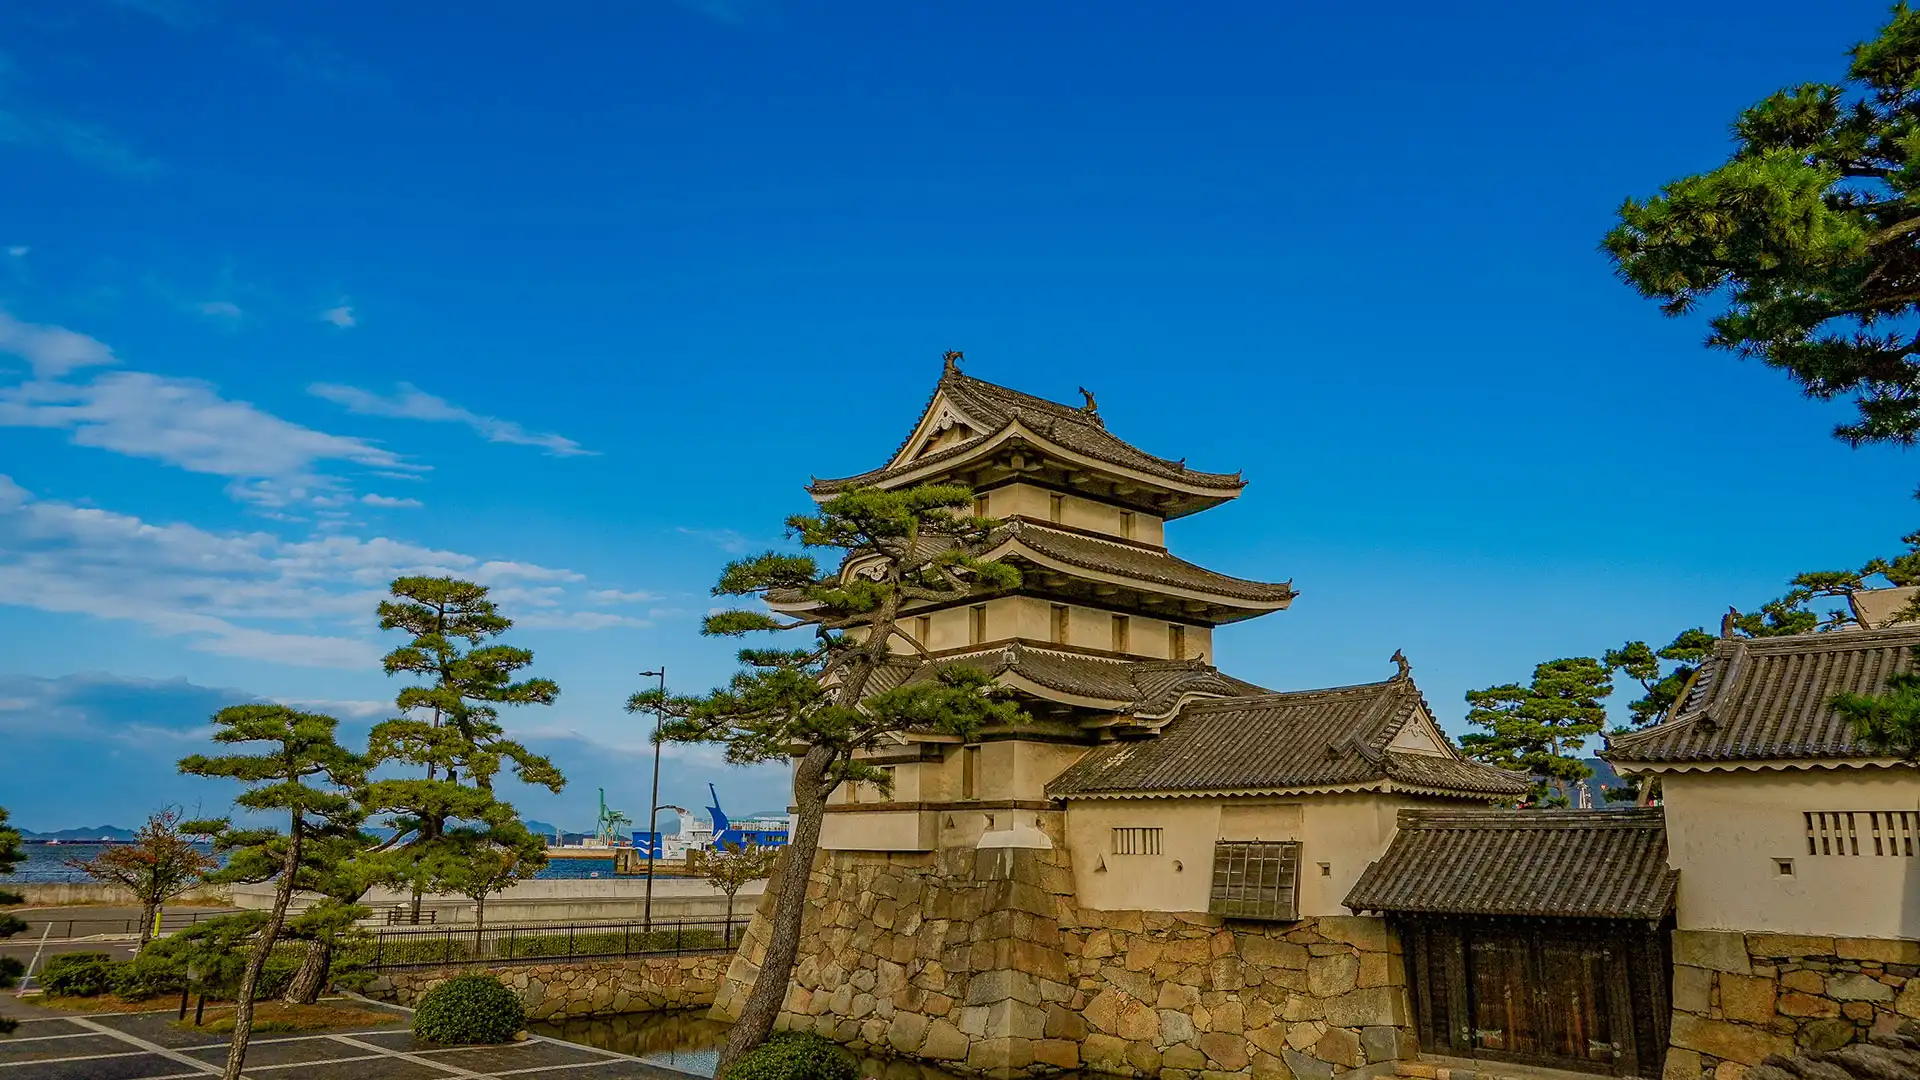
left=812, top=371, right=1246, bottom=494
left=1605, top=625, right=1920, bottom=765
left=1045, top=676, right=1526, bottom=799
left=1001, top=520, right=1294, bottom=605
left=1345, top=807, right=1677, bottom=920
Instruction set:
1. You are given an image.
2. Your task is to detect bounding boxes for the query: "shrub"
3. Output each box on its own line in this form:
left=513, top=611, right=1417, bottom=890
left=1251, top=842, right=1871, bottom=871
left=729, top=1031, right=858, bottom=1080
left=39, top=952, right=117, bottom=997
left=111, top=954, right=184, bottom=1000
left=411, top=975, right=525, bottom=1045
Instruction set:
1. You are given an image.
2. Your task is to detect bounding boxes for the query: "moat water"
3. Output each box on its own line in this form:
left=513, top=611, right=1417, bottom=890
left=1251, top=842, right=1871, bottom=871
left=532, top=1010, right=1009, bottom=1080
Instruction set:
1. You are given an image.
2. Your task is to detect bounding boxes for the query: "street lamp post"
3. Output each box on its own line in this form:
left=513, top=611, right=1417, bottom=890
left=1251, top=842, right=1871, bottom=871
left=638, top=667, right=666, bottom=932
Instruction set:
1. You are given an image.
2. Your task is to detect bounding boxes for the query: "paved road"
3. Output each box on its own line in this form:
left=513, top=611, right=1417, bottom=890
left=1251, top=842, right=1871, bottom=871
left=1, top=1004, right=697, bottom=1079
left=0, top=906, right=240, bottom=975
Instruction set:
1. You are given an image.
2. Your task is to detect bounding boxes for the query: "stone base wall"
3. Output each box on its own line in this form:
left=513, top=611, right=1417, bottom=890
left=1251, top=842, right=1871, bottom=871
left=1665, top=930, right=1920, bottom=1078
left=713, top=815, right=1411, bottom=1078
left=365, top=954, right=729, bottom=1020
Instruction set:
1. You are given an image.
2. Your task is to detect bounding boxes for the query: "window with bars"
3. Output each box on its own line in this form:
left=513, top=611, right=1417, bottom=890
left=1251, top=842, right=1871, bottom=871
left=1806, top=811, right=1920, bottom=856
left=1112, top=827, right=1162, bottom=855
left=1209, top=840, right=1302, bottom=921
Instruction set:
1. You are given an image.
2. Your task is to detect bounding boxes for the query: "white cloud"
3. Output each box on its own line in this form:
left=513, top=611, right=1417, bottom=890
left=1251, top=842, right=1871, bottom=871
left=516, top=611, right=651, bottom=631
left=361, top=493, right=422, bottom=509
left=0, top=476, right=628, bottom=667
left=6, top=246, right=26, bottom=258
left=196, top=300, right=242, bottom=319
left=0, top=311, right=117, bottom=377
left=677, top=526, right=757, bottom=554
left=589, top=588, right=658, bottom=604
left=320, top=305, right=355, bottom=328
left=310, top=382, right=595, bottom=457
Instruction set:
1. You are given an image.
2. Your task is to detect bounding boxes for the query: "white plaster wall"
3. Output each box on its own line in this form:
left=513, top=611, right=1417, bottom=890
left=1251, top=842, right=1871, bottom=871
left=1660, top=767, right=1920, bottom=937
left=1065, top=793, right=1436, bottom=917
left=980, top=483, right=1167, bottom=546
left=891, top=594, right=1213, bottom=661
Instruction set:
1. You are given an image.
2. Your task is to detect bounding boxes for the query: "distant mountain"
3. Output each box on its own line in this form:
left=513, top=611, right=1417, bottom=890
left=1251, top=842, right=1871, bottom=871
left=524, top=819, right=559, bottom=838
left=21, top=825, right=137, bottom=841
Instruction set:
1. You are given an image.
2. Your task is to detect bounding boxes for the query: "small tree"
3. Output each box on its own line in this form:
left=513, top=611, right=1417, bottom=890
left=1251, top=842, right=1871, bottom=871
left=365, top=576, right=562, bottom=923
left=278, top=829, right=380, bottom=1004
left=0, top=806, right=26, bottom=1035
left=180, top=705, right=366, bottom=1080
left=639, top=484, right=1023, bottom=1073
left=66, top=807, right=218, bottom=950
left=422, top=824, right=544, bottom=935
left=1606, top=5, right=1920, bottom=448
left=1462, top=658, right=1613, bottom=807
left=703, top=844, right=780, bottom=944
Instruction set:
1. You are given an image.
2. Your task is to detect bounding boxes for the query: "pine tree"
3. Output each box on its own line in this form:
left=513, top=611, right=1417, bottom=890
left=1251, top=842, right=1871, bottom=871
left=1605, top=5, right=1920, bottom=447
left=363, top=576, right=563, bottom=924
left=639, top=484, right=1023, bottom=1073
left=66, top=807, right=218, bottom=950
left=1832, top=672, right=1920, bottom=759
left=1462, top=658, right=1613, bottom=807
left=702, top=843, right=780, bottom=945
left=0, top=806, right=26, bottom=1035
left=180, top=706, right=366, bottom=1080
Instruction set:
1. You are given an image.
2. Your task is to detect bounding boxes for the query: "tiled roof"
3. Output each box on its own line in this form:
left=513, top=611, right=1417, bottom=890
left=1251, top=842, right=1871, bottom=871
left=811, top=371, right=1246, bottom=494
left=1045, top=676, right=1527, bottom=799
left=999, top=520, right=1295, bottom=605
left=1345, top=807, right=1677, bottom=920
left=866, top=643, right=1267, bottom=719
left=1605, top=625, right=1920, bottom=766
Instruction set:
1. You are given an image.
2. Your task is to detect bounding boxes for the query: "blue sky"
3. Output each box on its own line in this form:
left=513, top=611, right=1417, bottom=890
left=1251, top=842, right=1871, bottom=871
left=1, top=0, right=1913, bottom=830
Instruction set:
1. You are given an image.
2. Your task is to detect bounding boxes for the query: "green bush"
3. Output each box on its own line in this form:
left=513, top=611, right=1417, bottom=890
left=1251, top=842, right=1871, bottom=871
left=110, top=954, right=184, bottom=1000
left=729, top=1031, right=858, bottom=1080
left=411, top=975, right=525, bottom=1045
left=39, top=952, right=116, bottom=997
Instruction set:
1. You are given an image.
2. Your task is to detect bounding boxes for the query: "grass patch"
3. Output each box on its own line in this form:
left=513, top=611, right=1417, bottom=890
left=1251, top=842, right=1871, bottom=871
left=177, top=1001, right=399, bottom=1034
left=35, top=994, right=178, bottom=1014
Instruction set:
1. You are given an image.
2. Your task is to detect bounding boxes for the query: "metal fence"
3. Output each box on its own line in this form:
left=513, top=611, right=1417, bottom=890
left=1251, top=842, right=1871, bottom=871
left=20, top=910, right=229, bottom=941
left=363, top=916, right=741, bottom=970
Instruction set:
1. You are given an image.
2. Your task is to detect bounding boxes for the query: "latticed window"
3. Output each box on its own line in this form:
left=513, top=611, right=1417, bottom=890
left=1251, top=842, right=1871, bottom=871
left=1112, top=827, right=1162, bottom=855
left=1209, top=840, right=1302, bottom=921
left=1806, top=811, right=1919, bottom=856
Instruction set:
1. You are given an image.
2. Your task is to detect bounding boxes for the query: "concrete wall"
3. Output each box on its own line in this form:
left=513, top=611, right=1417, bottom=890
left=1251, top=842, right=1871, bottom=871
left=1660, top=767, right=1920, bottom=937
left=230, top=877, right=764, bottom=925
left=713, top=813, right=1414, bottom=1078
left=1064, top=793, right=1428, bottom=918
left=3, top=882, right=232, bottom=907
left=364, top=953, right=729, bottom=1019
left=1663, top=929, right=1920, bottom=1077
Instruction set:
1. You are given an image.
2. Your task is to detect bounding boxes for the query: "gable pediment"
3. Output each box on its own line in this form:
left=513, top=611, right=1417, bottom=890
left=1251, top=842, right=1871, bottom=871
left=892, top=392, right=987, bottom=467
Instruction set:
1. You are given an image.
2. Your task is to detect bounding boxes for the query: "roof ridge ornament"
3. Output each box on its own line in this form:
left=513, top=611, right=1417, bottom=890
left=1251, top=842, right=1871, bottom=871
left=1077, top=386, right=1105, bottom=427
left=1390, top=649, right=1411, bottom=681
left=1720, top=606, right=1739, bottom=638
left=943, top=350, right=964, bottom=375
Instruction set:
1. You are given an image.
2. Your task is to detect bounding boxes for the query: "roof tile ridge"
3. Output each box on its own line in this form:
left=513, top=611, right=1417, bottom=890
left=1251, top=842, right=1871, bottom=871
left=1181, top=678, right=1400, bottom=713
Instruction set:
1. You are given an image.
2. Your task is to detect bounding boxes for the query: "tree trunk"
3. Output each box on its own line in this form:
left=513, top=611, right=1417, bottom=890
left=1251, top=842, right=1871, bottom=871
left=220, top=827, right=301, bottom=1080
left=137, top=900, right=157, bottom=952
left=282, top=940, right=329, bottom=1005
left=409, top=882, right=423, bottom=925
left=714, top=746, right=830, bottom=1077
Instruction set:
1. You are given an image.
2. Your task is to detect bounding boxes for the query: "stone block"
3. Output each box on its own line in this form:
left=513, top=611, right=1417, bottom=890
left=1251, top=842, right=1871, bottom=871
left=1358, top=952, right=1398, bottom=988
left=1284, top=1020, right=1327, bottom=1051
left=1283, top=1047, right=1336, bottom=1080
left=1034, top=1039, right=1079, bottom=1069
left=1308, top=954, right=1359, bottom=997
left=1209, top=956, right=1247, bottom=991
left=1213, top=999, right=1245, bottom=1034
left=1896, top=979, right=1920, bottom=1019
left=886, top=1011, right=929, bottom=1053
left=1777, top=991, right=1840, bottom=1018
left=1319, top=986, right=1405, bottom=1028
left=1160, top=981, right=1202, bottom=1009
left=1662, top=1047, right=1702, bottom=1080
left=957, top=1006, right=989, bottom=1037
left=1745, top=934, right=1835, bottom=959
left=1797, top=1017, right=1858, bottom=1053
left=1361, top=1025, right=1401, bottom=1063
left=1671, top=1014, right=1794, bottom=1065
left=1675, top=931, right=1752, bottom=975
left=1712, top=1064, right=1748, bottom=1080
left=1161, top=1009, right=1197, bottom=1044
left=1166, top=1044, right=1209, bottom=1070
left=1673, top=965, right=1713, bottom=1014
left=1315, top=1026, right=1363, bottom=1068
left=1117, top=1000, right=1161, bottom=1042
left=1842, top=1001, right=1875, bottom=1021
left=1198, top=1031, right=1251, bottom=1069
left=1081, top=1033, right=1131, bottom=1073
left=1316, top=916, right=1395, bottom=953
left=1780, top=969, right=1825, bottom=994
left=1718, top=974, right=1776, bottom=1025
left=1828, top=973, right=1895, bottom=1002
left=1837, top=937, right=1920, bottom=965
left=922, top=1017, right=970, bottom=1060
left=1127, top=1039, right=1163, bottom=1073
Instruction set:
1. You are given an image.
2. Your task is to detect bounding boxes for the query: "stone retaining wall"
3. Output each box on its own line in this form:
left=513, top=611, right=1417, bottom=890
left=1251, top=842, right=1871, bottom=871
left=1664, top=929, right=1920, bottom=1078
left=364, top=953, right=730, bottom=1020
left=713, top=814, right=1412, bottom=1078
